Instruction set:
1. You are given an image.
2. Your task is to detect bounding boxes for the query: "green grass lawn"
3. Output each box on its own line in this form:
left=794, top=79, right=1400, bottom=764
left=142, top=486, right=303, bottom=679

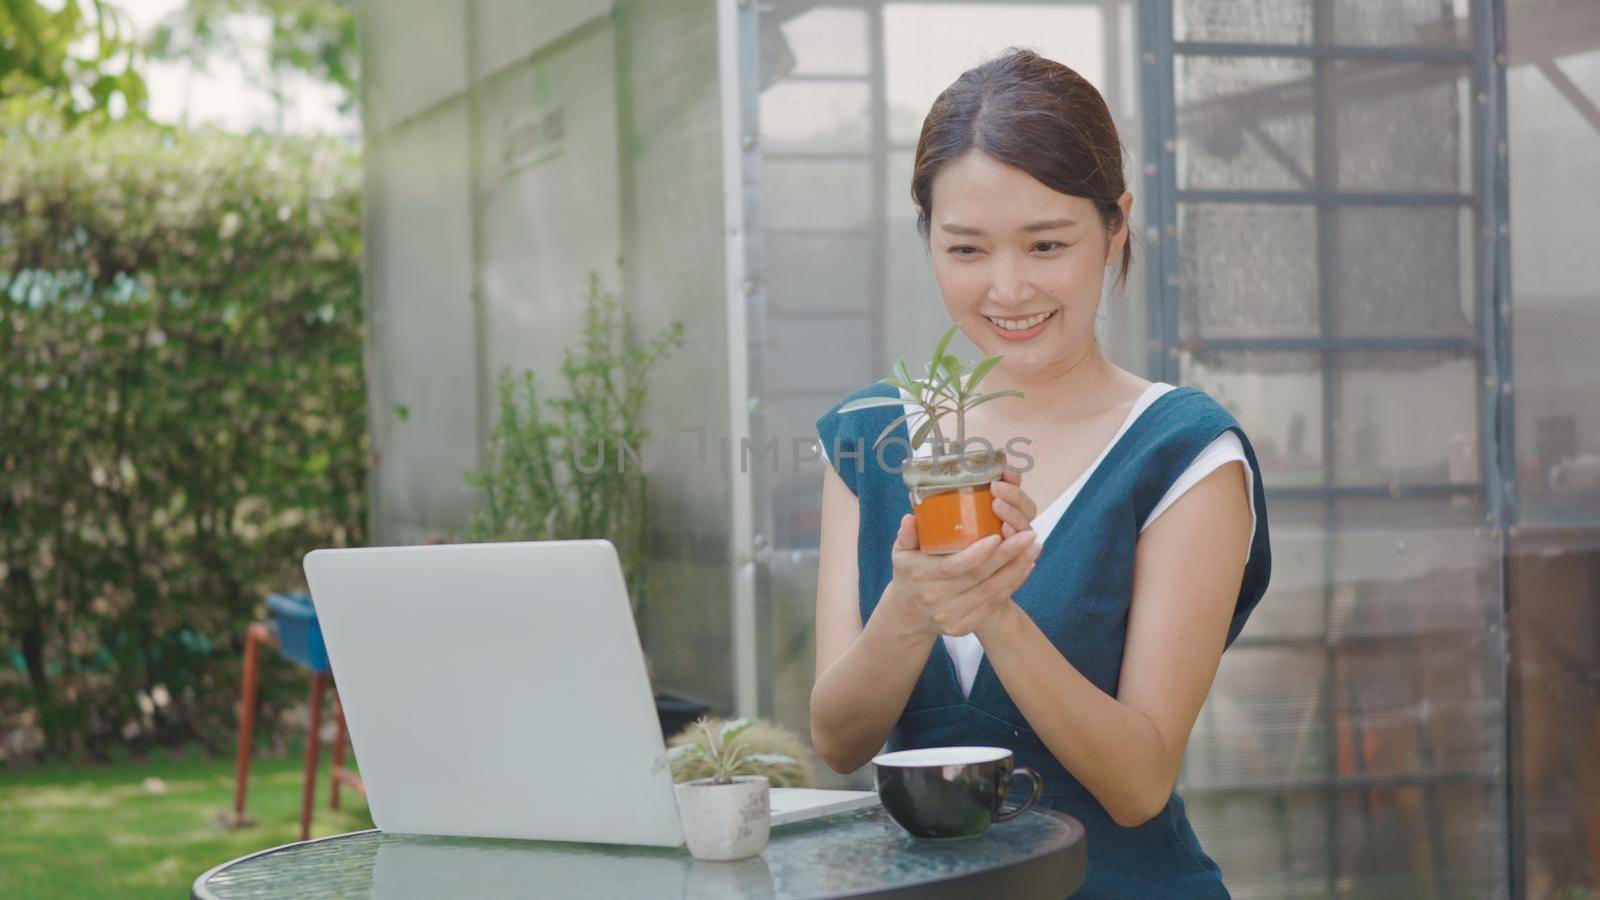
left=0, top=749, right=372, bottom=899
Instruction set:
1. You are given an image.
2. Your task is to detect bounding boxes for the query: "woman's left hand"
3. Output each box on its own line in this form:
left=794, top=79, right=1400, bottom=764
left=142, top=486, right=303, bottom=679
left=990, top=467, right=1038, bottom=539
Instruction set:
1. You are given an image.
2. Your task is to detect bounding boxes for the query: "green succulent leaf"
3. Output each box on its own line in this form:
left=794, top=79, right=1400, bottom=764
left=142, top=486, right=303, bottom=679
left=837, top=395, right=907, bottom=414
left=894, top=357, right=915, bottom=398
left=922, top=367, right=958, bottom=404
left=718, top=718, right=754, bottom=745
left=868, top=321, right=1027, bottom=458
left=966, top=354, right=1004, bottom=394
left=963, top=390, right=1025, bottom=412
left=872, top=411, right=915, bottom=449
left=654, top=742, right=700, bottom=774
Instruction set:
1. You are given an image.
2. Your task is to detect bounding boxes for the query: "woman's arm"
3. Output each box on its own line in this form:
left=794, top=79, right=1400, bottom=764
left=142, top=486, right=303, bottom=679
left=974, top=460, right=1253, bottom=827
left=809, top=464, right=938, bottom=773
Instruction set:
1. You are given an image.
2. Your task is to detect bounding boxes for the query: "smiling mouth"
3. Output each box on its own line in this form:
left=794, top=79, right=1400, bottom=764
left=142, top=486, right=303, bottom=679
left=985, top=310, right=1056, bottom=331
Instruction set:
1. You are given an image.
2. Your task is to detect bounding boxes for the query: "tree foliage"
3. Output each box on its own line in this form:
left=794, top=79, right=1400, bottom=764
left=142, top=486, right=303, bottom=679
left=0, top=0, right=147, bottom=122
left=145, top=0, right=357, bottom=113
left=0, top=117, right=365, bottom=759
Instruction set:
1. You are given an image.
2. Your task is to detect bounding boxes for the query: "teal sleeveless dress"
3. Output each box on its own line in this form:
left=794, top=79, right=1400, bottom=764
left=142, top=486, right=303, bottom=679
left=816, top=382, right=1272, bottom=899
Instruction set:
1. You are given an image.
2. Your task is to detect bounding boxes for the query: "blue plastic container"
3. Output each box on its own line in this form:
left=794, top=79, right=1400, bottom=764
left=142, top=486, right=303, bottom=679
left=266, top=592, right=331, bottom=673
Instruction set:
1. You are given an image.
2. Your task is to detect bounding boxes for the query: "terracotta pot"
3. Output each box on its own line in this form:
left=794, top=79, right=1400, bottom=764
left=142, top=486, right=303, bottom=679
left=901, top=448, right=1007, bottom=554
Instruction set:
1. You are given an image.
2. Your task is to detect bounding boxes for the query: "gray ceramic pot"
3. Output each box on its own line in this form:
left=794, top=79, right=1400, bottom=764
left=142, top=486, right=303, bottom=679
left=674, top=775, right=771, bottom=861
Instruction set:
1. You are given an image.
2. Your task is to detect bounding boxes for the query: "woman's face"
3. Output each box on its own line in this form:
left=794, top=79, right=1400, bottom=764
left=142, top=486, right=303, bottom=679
left=926, top=151, right=1131, bottom=378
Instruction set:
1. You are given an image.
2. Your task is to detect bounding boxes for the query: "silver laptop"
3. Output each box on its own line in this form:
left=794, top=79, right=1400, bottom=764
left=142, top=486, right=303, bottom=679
left=302, top=539, right=875, bottom=847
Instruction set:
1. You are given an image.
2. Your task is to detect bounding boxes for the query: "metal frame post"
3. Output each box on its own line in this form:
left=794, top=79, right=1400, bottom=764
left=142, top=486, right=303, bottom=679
left=718, top=0, right=763, bottom=720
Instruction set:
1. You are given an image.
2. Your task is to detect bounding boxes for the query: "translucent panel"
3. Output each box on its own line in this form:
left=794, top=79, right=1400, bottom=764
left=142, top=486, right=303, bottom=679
left=1181, top=351, right=1325, bottom=488
left=1328, top=522, right=1497, bottom=640
left=762, top=159, right=872, bottom=230
left=475, top=0, right=610, bottom=78
left=637, top=557, right=737, bottom=720
left=1333, top=494, right=1486, bottom=529
left=1332, top=62, right=1473, bottom=193
left=1522, top=395, right=1600, bottom=519
left=477, top=30, right=624, bottom=383
left=1176, top=56, right=1315, bottom=191
left=770, top=5, right=870, bottom=77
left=1155, top=7, right=1522, bottom=899
left=1183, top=646, right=1330, bottom=790
left=1332, top=351, right=1478, bottom=486
left=1332, top=783, right=1504, bottom=897
left=1177, top=204, right=1319, bottom=339
left=762, top=550, right=874, bottom=791
left=766, top=232, right=874, bottom=315
left=1509, top=50, right=1600, bottom=523
left=1510, top=529, right=1600, bottom=898
left=1332, top=207, right=1475, bottom=338
left=759, top=81, right=872, bottom=154
left=1332, top=636, right=1501, bottom=778
left=1331, top=0, right=1472, bottom=48
left=760, top=549, right=816, bottom=734
left=370, top=102, right=481, bottom=537
left=764, top=315, right=878, bottom=395
left=882, top=4, right=1106, bottom=145
left=366, top=0, right=467, bottom=129
left=883, top=200, right=952, bottom=375
left=886, top=149, right=917, bottom=223
left=1185, top=792, right=1328, bottom=899
left=1191, top=733, right=1505, bottom=895
left=761, top=395, right=839, bottom=549
left=1238, top=520, right=1327, bottom=641
left=1505, top=70, right=1599, bottom=884
left=608, top=0, right=732, bottom=715
left=1173, top=0, right=1314, bottom=45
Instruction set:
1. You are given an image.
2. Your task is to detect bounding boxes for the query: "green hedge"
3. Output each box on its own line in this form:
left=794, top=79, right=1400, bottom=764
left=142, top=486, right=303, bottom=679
left=0, top=120, right=366, bottom=760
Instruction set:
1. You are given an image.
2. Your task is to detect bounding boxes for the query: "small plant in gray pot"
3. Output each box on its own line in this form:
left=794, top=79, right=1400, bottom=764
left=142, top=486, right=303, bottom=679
left=655, top=717, right=797, bottom=861
left=837, top=323, right=1023, bottom=554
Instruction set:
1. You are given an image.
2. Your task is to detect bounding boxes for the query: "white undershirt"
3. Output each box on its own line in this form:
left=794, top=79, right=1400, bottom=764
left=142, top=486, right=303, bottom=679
left=823, top=382, right=1257, bottom=699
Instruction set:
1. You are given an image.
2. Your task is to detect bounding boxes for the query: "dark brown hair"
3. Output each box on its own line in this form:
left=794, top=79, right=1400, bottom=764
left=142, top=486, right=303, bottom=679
left=912, top=48, right=1132, bottom=287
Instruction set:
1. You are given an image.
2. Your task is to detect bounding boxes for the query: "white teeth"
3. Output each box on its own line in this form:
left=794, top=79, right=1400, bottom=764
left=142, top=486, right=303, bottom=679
left=988, top=311, right=1052, bottom=331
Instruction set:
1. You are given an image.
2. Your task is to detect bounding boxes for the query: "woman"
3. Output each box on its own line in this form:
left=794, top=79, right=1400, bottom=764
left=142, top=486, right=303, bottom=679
left=810, top=49, right=1271, bottom=898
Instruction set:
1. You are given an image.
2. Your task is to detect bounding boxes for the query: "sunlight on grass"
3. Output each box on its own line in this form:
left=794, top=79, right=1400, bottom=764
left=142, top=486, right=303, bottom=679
left=8, top=787, right=121, bottom=811
left=0, top=752, right=372, bottom=900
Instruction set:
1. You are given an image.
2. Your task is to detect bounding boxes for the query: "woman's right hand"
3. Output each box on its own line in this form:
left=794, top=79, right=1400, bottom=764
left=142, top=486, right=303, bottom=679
left=885, top=513, right=1041, bottom=639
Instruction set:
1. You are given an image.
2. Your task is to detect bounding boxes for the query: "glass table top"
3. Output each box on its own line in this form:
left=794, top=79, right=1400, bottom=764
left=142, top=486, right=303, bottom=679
left=195, top=805, right=1085, bottom=899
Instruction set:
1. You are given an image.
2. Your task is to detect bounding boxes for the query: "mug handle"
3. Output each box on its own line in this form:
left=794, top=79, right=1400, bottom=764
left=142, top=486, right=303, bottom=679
left=992, top=766, right=1043, bottom=822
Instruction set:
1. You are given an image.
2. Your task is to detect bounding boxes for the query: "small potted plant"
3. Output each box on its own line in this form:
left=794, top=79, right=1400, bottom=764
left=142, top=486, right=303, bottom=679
left=655, top=717, right=798, bottom=861
left=837, top=323, right=1023, bottom=554
left=665, top=716, right=814, bottom=788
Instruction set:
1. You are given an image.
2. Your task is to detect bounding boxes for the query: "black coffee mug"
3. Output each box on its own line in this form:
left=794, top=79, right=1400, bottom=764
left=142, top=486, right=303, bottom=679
left=872, top=746, right=1044, bottom=839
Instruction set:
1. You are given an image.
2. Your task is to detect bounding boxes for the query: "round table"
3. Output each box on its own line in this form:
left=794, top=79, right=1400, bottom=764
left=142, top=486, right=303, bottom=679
left=193, top=806, right=1086, bottom=899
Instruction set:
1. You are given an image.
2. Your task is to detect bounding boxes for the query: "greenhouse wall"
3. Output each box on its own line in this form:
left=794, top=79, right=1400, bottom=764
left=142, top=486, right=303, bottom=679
left=360, top=0, right=739, bottom=713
